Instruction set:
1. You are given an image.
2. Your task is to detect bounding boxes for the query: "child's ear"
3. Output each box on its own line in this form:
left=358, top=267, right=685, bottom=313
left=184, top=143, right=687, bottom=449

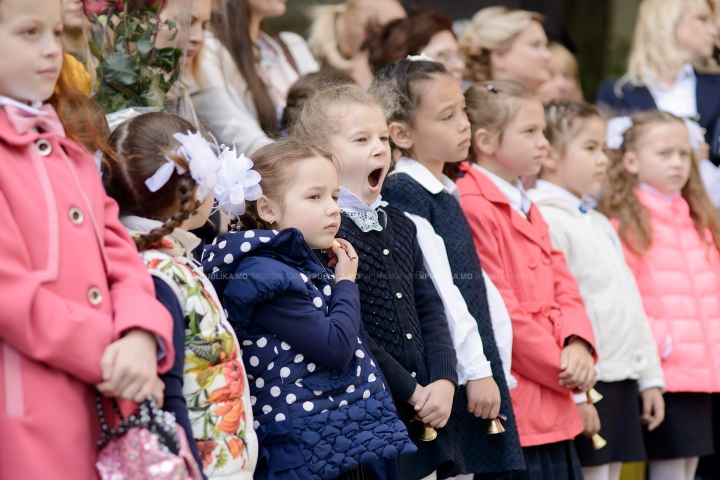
left=473, top=128, right=498, bottom=156
left=541, top=146, right=560, bottom=171
left=489, top=50, right=506, bottom=74
left=389, top=122, right=413, bottom=151
left=256, top=195, right=278, bottom=224
left=621, top=151, right=639, bottom=175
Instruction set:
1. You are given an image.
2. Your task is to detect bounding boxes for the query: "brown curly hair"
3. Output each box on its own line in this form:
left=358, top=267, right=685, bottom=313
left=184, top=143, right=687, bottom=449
left=235, top=139, right=334, bottom=231
left=101, top=112, right=201, bottom=251
left=600, top=110, right=720, bottom=256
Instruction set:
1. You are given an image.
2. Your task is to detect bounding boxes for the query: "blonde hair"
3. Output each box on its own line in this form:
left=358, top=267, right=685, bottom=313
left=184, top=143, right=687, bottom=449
left=307, top=0, right=403, bottom=72
left=459, top=7, right=545, bottom=82
left=624, top=0, right=718, bottom=87
left=308, top=4, right=353, bottom=71
left=548, top=42, right=583, bottom=101
left=601, top=110, right=720, bottom=255
left=290, top=82, right=396, bottom=152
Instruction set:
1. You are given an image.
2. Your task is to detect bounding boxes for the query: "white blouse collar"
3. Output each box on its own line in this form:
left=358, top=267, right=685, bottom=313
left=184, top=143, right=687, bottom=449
left=392, top=157, right=460, bottom=202
left=337, top=186, right=388, bottom=213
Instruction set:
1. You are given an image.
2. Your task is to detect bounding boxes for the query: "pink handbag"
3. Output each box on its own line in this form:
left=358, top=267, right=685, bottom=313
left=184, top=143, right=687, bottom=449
left=95, top=394, right=204, bottom=480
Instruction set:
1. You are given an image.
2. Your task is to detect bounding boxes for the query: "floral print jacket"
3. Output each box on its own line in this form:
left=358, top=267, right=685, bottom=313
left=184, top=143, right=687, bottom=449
left=124, top=216, right=258, bottom=480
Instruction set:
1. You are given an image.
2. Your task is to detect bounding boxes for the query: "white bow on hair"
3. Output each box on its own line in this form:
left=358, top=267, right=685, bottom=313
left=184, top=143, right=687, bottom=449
left=605, top=116, right=633, bottom=150
left=214, top=145, right=263, bottom=217
left=406, top=52, right=436, bottom=62
left=144, top=131, right=220, bottom=202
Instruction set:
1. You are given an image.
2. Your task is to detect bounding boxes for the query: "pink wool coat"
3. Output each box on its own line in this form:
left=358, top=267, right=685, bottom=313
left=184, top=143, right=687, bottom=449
left=0, top=108, right=175, bottom=480
left=619, top=188, right=720, bottom=393
left=457, top=164, right=596, bottom=447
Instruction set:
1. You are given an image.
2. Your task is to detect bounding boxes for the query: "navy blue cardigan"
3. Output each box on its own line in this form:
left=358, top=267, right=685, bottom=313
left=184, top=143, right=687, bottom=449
left=382, top=174, right=525, bottom=478
left=596, top=73, right=720, bottom=164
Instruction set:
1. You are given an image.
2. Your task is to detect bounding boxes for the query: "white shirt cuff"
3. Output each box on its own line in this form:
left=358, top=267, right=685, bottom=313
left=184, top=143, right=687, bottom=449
left=638, top=377, right=665, bottom=393
left=460, top=361, right=494, bottom=384
left=573, top=392, right=589, bottom=404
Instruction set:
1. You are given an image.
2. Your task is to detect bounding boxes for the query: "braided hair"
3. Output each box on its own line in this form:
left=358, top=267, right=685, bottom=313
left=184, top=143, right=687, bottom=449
left=102, top=112, right=202, bottom=251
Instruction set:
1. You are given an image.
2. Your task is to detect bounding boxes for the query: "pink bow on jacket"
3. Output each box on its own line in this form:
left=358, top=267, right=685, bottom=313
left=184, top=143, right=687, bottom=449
left=0, top=96, right=65, bottom=137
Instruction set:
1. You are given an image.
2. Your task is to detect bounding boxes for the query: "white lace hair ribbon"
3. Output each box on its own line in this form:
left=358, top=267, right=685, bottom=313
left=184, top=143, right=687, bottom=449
left=143, top=131, right=219, bottom=201
left=605, top=116, right=633, bottom=150
left=213, top=145, right=262, bottom=217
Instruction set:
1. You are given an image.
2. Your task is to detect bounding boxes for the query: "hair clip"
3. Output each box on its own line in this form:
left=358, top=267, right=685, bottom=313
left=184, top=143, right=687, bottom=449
left=406, top=52, right=435, bottom=62
left=486, top=84, right=498, bottom=94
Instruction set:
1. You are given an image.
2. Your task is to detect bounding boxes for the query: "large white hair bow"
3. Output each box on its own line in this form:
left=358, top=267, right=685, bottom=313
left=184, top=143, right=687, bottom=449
left=214, top=144, right=262, bottom=217
left=605, top=116, right=633, bottom=150
left=144, top=131, right=220, bottom=202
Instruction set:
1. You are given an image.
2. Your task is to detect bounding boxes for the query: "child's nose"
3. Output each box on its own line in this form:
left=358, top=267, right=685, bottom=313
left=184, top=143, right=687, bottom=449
left=328, top=200, right=341, bottom=216
left=459, top=113, right=471, bottom=132
left=537, top=133, right=550, bottom=149
left=44, top=32, right=63, bottom=58
left=373, top=137, right=388, bottom=157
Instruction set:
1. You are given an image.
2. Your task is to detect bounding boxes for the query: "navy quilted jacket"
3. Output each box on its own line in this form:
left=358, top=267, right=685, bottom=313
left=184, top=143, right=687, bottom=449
left=202, top=228, right=416, bottom=480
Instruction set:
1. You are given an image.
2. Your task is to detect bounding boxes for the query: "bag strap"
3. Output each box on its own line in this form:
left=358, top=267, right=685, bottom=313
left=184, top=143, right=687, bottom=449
left=95, top=393, right=181, bottom=455
left=272, top=33, right=300, bottom=75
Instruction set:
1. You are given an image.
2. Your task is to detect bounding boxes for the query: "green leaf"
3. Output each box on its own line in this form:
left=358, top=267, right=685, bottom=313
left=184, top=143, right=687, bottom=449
left=100, top=53, right=139, bottom=87
left=215, top=447, right=229, bottom=469
left=137, top=38, right=154, bottom=57
left=89, top=41, right=103, bottom=62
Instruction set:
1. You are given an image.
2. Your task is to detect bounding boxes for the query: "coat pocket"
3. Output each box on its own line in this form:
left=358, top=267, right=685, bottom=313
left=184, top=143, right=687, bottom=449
left=2, top=342, right=24, bottom=417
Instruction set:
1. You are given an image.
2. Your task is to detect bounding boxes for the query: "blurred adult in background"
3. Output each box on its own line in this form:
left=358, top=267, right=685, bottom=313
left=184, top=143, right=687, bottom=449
left=154, top=0, right=227, bottom=256
left=62, top=0, right=91, bottom=63
left=595, top=0, right=720, bottom=206
left=459, top=6, right=551, bottom=93
left=537, top=42, right=583, bottom=103
left=192, top=0, right=318, bottom=155
left=362, top=9, right=465, bottom=85
left=307, top=0, right=406, bottom=88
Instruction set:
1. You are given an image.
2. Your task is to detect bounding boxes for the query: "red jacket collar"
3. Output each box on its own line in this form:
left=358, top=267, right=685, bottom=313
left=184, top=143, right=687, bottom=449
left=459, top=162, right=550, bottom=252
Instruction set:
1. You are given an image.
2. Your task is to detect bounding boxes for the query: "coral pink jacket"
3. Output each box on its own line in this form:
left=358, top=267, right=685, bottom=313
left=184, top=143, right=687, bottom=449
left=0, top=108, right=175, bottom=480
left=619, top=188, right=720, bottom=393
left=457, top=164, right=596, bottom=447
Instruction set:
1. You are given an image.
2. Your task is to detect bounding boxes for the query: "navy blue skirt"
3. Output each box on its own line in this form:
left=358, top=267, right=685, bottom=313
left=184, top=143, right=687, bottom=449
left=574, top=380, right=647, bottom=465
left=643, top=392, right=714, bottom=460
left=497, top=441, right=583, bottom=480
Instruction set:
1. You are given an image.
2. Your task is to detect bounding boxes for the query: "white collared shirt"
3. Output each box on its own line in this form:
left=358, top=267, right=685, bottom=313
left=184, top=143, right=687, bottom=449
left=533, top=180, right=598, bottom=214
left=390, top=157, right=517, bottom=388
left=393, top=157, right=461, bottom=202
left=337, top=186, right=388, bottom=213
left=646, top=63, right=698, bottom=119
left=472, top=164, right=532, bottom=218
